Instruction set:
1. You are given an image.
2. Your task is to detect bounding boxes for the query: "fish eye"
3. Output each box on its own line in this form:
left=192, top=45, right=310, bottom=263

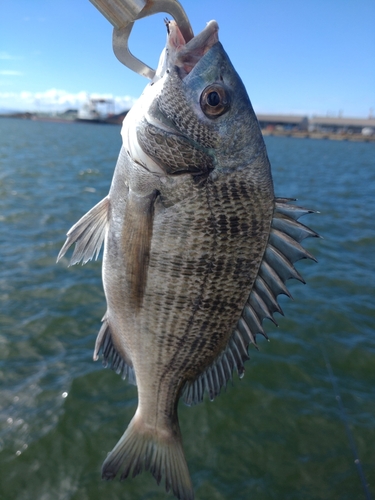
left=200, top=84, right=230, bottom=118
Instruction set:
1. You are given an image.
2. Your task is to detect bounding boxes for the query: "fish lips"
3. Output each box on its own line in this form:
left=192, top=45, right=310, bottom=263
left=167, top=19, right=219, bottom=78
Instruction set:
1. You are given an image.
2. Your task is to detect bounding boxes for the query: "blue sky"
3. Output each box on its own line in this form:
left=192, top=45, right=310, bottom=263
left=0, top=0, right=374, bottom=117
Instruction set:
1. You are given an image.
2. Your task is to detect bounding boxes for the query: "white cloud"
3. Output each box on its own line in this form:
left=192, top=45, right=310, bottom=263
left=0, top=70, right=23, bottom=76
left=0, top=50, right=23, bottom=61
left=0, top=88, right=137, bottom=113
left=0, top=51, right=16, bottom=61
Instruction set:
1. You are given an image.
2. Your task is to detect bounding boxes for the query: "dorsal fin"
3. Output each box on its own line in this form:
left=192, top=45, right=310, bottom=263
left=182, top=198, right=319, bottom=406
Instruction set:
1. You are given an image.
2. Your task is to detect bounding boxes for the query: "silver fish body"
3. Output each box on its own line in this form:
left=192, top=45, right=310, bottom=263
left=58, top=20, right=318, bottom=500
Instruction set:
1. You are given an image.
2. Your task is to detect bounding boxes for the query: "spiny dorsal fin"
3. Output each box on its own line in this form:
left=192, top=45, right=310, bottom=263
left=94, top=315, right=136, bottom=384
left=57, top=196, right=109, bottom=265
left=182, top=198, right=319, bottom=406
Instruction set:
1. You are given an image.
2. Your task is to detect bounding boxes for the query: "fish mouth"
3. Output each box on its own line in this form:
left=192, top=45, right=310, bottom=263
left=166, top=19, right=219, bottom=78
left=121, top=21, right=220, bottom=176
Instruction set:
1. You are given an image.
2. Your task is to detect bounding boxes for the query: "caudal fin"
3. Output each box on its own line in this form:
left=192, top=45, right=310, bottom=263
left=102, top=415, right=194, bottom=500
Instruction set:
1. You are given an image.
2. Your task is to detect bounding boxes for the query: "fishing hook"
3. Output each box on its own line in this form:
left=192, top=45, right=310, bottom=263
left=89, top=0, right=194, bottom=79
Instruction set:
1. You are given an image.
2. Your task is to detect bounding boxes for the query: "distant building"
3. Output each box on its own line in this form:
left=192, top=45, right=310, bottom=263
left=256, top=113, right=375, bottom=136
left=309, top=116, right=375, bottom=135
left=61, top=108, right=78, bottom=115
left=256, top=114, right=309, bottom=131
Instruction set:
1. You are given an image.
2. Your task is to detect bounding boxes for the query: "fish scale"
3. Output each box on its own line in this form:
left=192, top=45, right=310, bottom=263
left=57, top=19, right=318, bottom=500
left=131, top=169, right=273, bottom=433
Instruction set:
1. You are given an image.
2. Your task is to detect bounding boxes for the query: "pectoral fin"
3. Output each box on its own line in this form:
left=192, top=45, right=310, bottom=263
left=57, top=197, right=109, bottom=265
left=122, top=189, right=158, bottom=310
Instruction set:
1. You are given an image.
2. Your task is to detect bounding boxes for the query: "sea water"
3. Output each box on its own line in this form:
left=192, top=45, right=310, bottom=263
left=1, top=118, right=374, bottom=499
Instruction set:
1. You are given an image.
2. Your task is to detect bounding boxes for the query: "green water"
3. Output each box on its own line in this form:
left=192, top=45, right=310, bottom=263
left=1, top=118, right=374, bottom=499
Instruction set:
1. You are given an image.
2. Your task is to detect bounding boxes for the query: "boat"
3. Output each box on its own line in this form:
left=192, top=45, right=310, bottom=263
left=76, top=97, right=128, bottom=124
left=76, top=97, right=113, bottom=123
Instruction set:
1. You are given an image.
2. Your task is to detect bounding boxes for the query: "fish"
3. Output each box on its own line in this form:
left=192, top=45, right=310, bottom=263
left=57, top=19, right=318, bottom=500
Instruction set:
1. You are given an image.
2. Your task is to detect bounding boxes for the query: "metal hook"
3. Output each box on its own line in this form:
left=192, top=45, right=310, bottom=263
left=89, top=0, right=194, bottom=79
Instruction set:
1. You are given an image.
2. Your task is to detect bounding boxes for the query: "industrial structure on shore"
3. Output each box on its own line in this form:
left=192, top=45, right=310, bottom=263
left=1, top=109, right=374, bottom=141
left=257, top=114, right=375, bottom=141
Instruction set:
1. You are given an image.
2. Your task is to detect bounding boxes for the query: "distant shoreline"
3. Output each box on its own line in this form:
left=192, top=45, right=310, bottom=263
left=261, top=129, right=375, bottom=143
left=1, top=113, right=374, bottom=142
left=0, top=110, right=127, bottom=125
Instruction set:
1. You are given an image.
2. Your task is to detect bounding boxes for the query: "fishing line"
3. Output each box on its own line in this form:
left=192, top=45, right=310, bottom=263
left=321, top=347, right=372, bottom=500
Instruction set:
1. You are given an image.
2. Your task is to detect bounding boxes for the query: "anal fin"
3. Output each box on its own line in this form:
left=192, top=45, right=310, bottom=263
left=94, top=315, right=136, bottom=384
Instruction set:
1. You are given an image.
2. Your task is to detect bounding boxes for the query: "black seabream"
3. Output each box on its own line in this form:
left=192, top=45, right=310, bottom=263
left=58, top=19, right=318, bottom=500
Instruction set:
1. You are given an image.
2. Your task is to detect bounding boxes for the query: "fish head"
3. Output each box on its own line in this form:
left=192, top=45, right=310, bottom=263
left=122, top=20, right=270, bottom=178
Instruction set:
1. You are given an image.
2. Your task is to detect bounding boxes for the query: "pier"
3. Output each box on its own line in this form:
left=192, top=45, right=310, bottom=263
left=257, top=114, right=375, bottom=142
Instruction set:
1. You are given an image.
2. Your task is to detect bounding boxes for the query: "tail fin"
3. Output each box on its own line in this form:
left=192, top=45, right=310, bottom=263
left=102, top=415, right=194, bottom=500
